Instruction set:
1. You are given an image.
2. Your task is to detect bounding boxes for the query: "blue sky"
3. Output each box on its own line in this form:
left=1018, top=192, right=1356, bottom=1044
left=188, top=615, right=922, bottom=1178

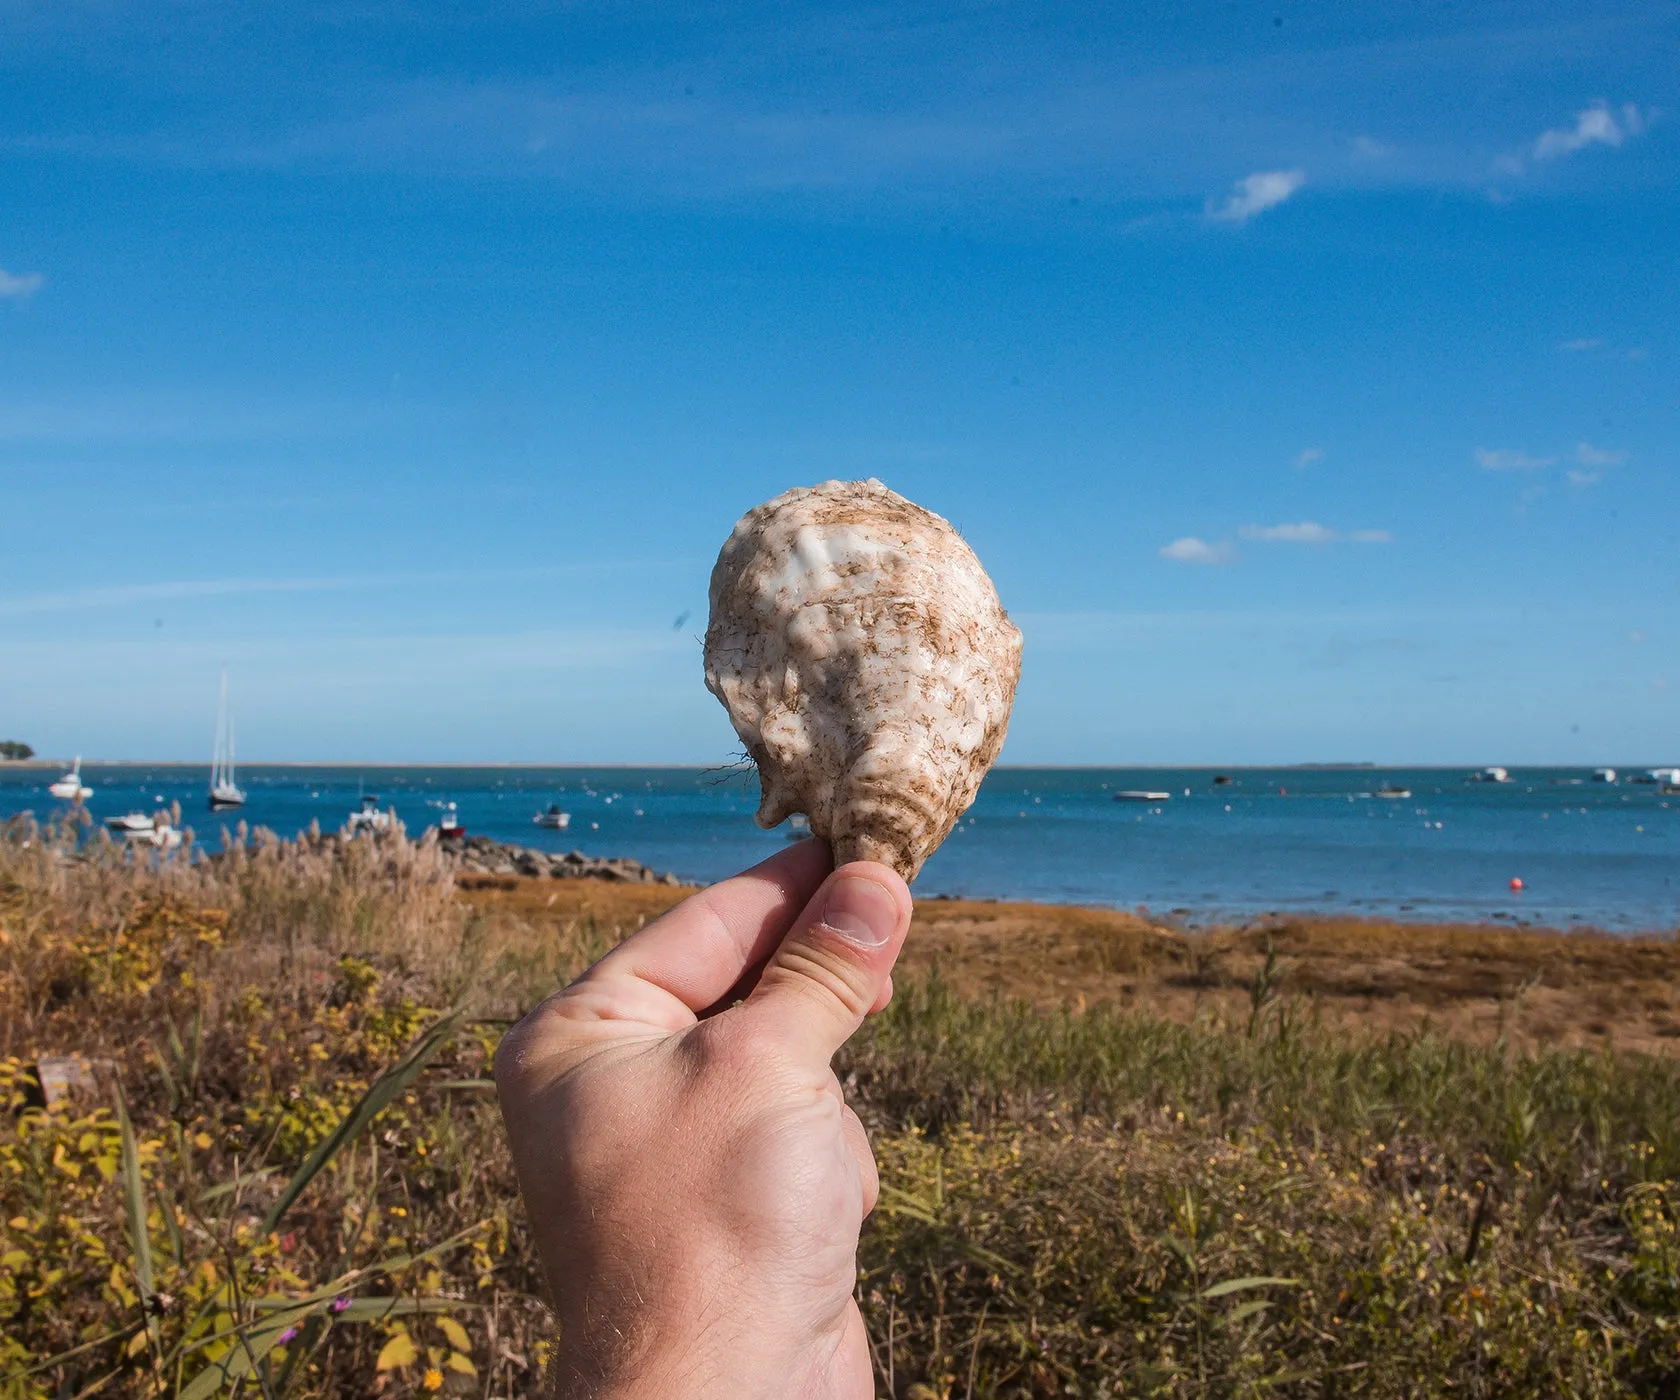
left=1, top=0, right=1675, bottom=765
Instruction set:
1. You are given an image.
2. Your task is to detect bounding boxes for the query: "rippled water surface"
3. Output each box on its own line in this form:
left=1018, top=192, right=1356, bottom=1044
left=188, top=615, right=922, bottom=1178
left=5, top=765, right=1677, bottom=932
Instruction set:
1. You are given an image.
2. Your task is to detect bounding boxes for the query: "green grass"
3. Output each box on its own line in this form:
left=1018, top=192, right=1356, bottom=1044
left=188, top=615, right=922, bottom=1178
left=4, top=816, right=1680, bottom=1397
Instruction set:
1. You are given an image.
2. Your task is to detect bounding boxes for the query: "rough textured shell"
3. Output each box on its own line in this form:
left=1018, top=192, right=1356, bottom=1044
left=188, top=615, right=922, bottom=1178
left=704, top=479, right=1022, bottom=879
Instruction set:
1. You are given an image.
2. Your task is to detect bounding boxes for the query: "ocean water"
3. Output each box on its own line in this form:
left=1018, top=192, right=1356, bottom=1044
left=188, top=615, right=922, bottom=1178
left=4, top=764, right=1677, bottom=933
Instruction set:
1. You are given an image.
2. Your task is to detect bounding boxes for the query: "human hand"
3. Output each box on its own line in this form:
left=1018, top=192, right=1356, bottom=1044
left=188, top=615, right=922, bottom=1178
left=494, top=841, right=912, bottom=1400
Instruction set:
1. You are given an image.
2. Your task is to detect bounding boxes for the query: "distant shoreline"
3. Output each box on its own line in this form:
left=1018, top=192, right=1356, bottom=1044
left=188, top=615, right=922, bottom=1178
left=2, top=759, right=1669, bottom=772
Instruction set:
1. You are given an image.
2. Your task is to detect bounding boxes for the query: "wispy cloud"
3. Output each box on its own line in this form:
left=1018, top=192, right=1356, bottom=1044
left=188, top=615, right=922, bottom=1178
left=0, top=577, right=350, bottom=617
left=0, top=561, right=694, bottom=617
left=1158, top=537, right=1234, bottom=566
left=0, top=267, right=43, bottom=298
left=1576, top=441, right=1627, bottom=467
left=1556, top=336, right=1647, bottom=361
left=1566, top=442, right=1627, bottom=487
left=1475, top=447, right=1554, bottom=472
left=1294, top=446, right=1324, bottom=470
left=1239, top=522, right=1393, bottom=545
left=1240, top=521, right=1337, bottom=544
left=1206, top=169, right=1305, bottom=225
left=1533, top=102, right=1644, bottom=161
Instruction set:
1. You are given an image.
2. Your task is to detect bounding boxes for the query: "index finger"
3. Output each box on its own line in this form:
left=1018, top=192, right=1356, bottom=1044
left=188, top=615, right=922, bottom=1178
left=577, top=838, right=833, bottom=1014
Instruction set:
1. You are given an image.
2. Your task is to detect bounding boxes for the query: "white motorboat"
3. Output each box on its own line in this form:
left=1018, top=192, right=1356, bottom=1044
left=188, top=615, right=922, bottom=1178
left=105, top=811, right=156, bottom=834
left=437, top=802, right=465, bottom=839
left=207, top=671, right=246, bottom=811
left=1114, top=790, right=1172, bottom=802
left=346, top=794, right=392, bottom=835
left=1649, top=768, right=1680, bottom=786
left=1469, top=766, right=1510, bottom=783
left=1592, top=768, right=1617, bottom=783
left=1377, top=786, right=1412, bottom=799
left=785, top=813, right=810, bottom=840
left=49, top=757, right=93, bottom=801
left=534, top=804, right=572, bottom=829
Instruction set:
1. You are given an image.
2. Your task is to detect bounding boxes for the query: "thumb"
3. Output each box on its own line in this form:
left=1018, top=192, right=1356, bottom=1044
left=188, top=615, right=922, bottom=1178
left=736, top=860, right=912, bottom=1066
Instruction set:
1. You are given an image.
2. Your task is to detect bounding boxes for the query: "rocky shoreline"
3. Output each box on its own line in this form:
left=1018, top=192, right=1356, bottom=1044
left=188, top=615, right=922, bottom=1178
left=443, top=833, right=680, bottom=885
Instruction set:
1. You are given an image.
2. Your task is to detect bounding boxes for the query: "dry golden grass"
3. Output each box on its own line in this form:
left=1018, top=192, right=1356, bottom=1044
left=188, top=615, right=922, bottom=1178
left=464, top=877, right=1680, bottom=1055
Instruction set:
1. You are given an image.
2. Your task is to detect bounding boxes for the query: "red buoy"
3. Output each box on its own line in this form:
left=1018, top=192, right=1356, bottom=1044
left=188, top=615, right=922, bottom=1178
left=1509, top=877, right=1524, bottom=892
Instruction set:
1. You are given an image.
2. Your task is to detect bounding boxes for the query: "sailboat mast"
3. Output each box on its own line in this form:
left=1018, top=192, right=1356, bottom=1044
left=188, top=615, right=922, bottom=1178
left=211, top=671, right=229, bottom=792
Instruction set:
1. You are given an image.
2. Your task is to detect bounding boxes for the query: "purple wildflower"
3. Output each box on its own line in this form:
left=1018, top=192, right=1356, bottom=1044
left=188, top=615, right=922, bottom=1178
left=276, top=1327, right=300, bottom=1346
left=330, top=1296, right=352, bottom=1314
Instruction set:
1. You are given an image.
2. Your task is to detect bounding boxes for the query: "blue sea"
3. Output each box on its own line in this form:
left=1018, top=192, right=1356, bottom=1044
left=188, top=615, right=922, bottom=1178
left=4, top=764, right=1677, bottom=933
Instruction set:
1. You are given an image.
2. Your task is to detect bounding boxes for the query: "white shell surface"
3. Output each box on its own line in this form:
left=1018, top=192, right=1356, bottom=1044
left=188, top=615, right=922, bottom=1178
left=704, top=479, right=1022, bottom=879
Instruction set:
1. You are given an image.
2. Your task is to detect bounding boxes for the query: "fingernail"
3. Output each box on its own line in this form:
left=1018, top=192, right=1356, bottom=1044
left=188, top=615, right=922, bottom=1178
left=817, top=875, right=898, bottom=949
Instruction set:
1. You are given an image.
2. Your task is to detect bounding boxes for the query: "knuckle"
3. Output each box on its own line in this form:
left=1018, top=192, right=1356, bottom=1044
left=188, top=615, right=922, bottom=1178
left=764, top=938, right=874, bottom=1019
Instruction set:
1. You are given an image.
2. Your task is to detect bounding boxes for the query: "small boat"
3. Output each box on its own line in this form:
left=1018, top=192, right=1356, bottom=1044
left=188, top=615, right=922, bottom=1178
left=534, top=805, right=572, bottom=829
left=1212, top=774, right=1233, bottom=786
left=207, top=671, right=246, bottom=811
left=786, top=813, right=810, bottom=840
left=105, top=811, right=156, bottom=834
left=1377, top=786, right=1412, bottom=799
left=437, top=803, right=465, bottom=839
left=1469, top=766, right=1510, bottom=783
left=106, top=806, right=181, bottom=848
left=133, top=817, right=183, bottom=851
left=346, top=795, right=392, bottom=835
left=49, top=757, right=93, bottom=801
left=1114, top=790, right=1171, bottom=802
left=1648, top=768, right=1680, bottom=786
left=1592, top=768, right=1617, bottom=783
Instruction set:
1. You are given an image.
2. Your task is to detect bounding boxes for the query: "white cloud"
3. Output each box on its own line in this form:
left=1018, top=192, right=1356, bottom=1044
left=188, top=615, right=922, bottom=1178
left=1576, top=441, right=1627, bottom=466
left=1533, top=103, right=1644, bottom=161
left=0, top=268, right=42, bottom=298
left=1294, top=446, right=1325, bottom=469
left=1240, top=521, right=1337, bottom=544
left=1558, top=337, right=1603, bottom=352
left=1475, top=447, right=1554, bottom=472
left=1206, top=169, right=1305, bottom=225
left=1566, top=470, right=1601, bottom=487
left=1158, top=537, right=1234, bottom=566
left=1238, top=522, right=1393, bottom=545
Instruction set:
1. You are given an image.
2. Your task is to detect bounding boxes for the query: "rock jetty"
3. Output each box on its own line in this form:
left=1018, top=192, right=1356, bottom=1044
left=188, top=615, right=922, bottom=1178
left=446, top=834, right=680, bottom=885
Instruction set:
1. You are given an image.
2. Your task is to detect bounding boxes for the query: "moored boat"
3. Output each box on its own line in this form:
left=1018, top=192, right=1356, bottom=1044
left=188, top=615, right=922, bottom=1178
left=437, top=802, right=465, bottom=839
left=1114, top=790, right=1171, bottom=802
left=49, top=757, right=92, bottom=801
left=207, top=671, right=246, bottom=811
left=105, top=811, right=156, bottom=834
left=534, top=804, right=572, bottom=829
left=346, top=795, right=392, bottom=835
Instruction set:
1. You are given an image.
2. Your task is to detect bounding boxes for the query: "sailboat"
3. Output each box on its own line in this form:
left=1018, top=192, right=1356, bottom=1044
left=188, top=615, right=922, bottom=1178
left=49, top=756, right=93, bottom=801
left=208, top=672, right=246, bottom=811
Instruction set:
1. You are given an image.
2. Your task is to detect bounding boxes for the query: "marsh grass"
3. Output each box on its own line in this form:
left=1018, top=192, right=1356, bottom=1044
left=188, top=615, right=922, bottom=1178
left=4, top=817, right=1680, bottom=1397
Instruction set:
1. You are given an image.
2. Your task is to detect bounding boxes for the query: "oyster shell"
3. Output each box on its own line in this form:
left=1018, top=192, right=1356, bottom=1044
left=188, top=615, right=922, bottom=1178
left=704, top=479, right=1022, bottom=879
